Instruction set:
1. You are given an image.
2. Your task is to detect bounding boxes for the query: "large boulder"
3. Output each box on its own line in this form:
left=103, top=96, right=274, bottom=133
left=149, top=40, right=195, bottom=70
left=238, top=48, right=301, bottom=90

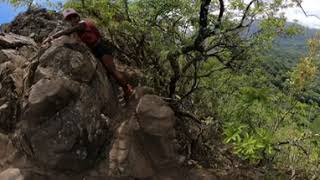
left=136, top=95, right=175, bottom=136
left=109, top=93, right=179, bottom=179
left=13, top=36, right=120, bottom=171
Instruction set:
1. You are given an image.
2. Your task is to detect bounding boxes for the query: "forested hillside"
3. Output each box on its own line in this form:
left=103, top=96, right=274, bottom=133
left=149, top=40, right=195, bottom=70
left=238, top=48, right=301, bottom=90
left=264, top=24, right=316, bottom=77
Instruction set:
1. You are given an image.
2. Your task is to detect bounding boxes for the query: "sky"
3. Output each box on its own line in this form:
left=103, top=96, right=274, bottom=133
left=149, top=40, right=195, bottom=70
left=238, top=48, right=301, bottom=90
left=0, top=0, right=63, bottom=25
left=1, top=0, right=320, bottom=28
left=0, top=3, right=26, bottom=24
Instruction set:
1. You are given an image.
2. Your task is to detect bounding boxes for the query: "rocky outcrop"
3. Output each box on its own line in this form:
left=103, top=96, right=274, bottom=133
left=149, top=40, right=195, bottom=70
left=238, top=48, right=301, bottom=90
left=13, top=36, right=120, bottom=171
left=7, top=8, right=64, bottom=43
left=0, top=33, right=37, bottom=133
left=109, top=94, right=178, bottom=179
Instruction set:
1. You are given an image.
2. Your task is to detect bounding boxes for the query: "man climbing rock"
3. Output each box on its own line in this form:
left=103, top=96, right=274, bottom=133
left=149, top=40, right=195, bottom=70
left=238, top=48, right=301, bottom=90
left=42, top=8, right=134, bottom=100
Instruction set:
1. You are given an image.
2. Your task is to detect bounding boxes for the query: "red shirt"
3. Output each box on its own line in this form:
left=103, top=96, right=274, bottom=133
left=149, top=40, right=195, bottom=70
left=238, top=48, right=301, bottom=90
left=77, top=20, right=101, bottom=47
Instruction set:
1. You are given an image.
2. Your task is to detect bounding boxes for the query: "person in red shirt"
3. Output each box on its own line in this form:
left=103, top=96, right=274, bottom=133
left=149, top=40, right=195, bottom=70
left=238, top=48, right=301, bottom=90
left=43, top=8, right=134, bottom=100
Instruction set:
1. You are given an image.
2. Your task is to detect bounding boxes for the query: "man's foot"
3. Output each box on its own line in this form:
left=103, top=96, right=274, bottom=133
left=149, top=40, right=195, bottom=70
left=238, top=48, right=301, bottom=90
left=123, top=84, right=134, bottom=101
left=118, top=84, right=135, bottom=107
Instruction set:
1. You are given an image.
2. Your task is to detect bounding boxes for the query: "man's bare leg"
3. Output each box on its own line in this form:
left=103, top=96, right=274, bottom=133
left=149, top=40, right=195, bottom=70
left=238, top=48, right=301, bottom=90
left=100, top=54, right=133, bottom=98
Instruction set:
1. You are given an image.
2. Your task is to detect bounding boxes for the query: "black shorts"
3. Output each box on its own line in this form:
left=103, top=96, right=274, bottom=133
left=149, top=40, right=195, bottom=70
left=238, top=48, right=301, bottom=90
left=91, top=40, right=115, bottom=59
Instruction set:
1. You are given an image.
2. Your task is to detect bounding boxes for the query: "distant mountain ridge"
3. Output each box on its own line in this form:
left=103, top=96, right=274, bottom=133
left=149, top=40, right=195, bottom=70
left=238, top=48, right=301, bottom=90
left=252, top=21, right=318, bottom=72
left=260, top=22, right=320, bottom=105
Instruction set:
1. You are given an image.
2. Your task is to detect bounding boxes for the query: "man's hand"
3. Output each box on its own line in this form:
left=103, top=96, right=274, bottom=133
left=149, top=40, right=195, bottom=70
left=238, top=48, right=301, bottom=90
left=42, top=36, right=54, bottom=45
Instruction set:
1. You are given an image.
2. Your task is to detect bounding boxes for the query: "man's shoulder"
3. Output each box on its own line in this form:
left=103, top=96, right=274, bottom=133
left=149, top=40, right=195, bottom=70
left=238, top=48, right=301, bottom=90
left=81, top=18, right=98, bottom=25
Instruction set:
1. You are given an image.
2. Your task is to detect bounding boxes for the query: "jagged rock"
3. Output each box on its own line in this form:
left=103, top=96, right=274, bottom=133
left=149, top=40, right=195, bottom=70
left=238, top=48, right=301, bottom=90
left=109, top=93, right=178, bottom=179
left=0, top=33, right=38, bottom=133
left=36, top=39, right=97, bottom=83
left=1, top=49, right=27, bottom=68
left=0, top=68, right=19, bottom=133
left=0, top=33, right=37, bottom=49
left=8, top=8, right=64, bottom=43
left=0, top=168, right=24, bottom=180
left=136, top=95, right=175, bottom=136
left=23, top=78, right=80, bottom=126
left=13, top=36, right=119, bottom=171
left=0, top=133, right=16, bottom=167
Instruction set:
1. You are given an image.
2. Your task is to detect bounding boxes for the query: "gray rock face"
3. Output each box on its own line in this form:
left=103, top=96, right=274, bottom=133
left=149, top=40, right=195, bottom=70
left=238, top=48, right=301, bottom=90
left=0, top=33, right=36, bottom=49
left=8, top=8, right=64, bottom=43
left=109, top=93, right=178, bottom=179
left=0, top=33, right=37, bottom=133
left=0, top=31, right=127, bottom=176
left=0, top=168, right=24, bottom=180
left=12, top=36, right=119, bottom=171
left=136, top=95, right=175, bottom=136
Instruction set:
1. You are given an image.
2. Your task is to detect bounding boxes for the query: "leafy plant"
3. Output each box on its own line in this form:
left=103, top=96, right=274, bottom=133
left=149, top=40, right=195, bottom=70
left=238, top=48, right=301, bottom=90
left=224, top=122, right=273, bottom=163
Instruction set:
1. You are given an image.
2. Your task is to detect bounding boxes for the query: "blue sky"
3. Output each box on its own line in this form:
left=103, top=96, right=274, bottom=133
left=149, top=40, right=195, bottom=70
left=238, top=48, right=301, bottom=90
left=0, top=2, right=26, bottom=24
left=0, top=0, right=64, bottom=25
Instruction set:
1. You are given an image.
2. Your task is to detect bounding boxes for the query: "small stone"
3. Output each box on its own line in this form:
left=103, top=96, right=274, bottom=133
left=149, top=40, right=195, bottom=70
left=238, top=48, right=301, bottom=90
left=0, top=168, right=24, bottom=180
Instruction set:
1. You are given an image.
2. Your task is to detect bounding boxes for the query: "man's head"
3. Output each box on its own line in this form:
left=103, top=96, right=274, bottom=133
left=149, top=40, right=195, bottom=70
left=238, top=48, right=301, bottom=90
left=63, top=8, right=80, bottom=26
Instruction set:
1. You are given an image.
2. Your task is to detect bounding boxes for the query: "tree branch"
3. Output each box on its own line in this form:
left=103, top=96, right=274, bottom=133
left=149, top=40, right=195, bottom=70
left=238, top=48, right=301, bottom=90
left=168, top=0, right=212, bottom=98
left=195, top=67, right=228, bottom=78
left=194, top=0, right=212, bottom=50
left=226, top=0, right=257, bottom=32
left=175, top=110, right=202, bottom=124
left=295, top=0, right=320, bottom=21
left=181, top=61, right=199, bottom=100
left=81, top=0, right=85, bottom=8
left=123, top=0, right=132, bottom=22
left=216, top=0, right=225, bottom=28
left=276, top=141, right=308, bottom=155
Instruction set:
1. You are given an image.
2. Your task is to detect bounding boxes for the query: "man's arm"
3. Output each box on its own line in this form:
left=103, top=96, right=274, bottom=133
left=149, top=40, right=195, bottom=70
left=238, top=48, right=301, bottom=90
left=52, top=23, right=85, bottom=38
left=42, top=23, right=85, bottom=44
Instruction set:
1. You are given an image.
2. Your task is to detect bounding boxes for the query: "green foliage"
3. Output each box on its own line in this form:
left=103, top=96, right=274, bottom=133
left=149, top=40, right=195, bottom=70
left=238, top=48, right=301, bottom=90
left=224, top=122, right=274, bottom=163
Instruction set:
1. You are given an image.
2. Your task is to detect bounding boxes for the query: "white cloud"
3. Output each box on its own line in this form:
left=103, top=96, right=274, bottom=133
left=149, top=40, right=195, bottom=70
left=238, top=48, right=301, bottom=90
left=284, top=0, right=320, bottom=29
left=238, top=0, right=320, bottom=28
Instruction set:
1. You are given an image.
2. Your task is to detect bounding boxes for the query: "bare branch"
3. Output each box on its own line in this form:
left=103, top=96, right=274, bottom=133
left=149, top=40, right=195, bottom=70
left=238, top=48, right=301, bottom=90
left=175, top=110, right=202, bottom=124
left=168, top=0, right=212, bottom=98
left=181, top=61, right=199, bottom=100
left=276, top=141, right=308, bottom=155
left=196, top=67, right=228, bottom=78
left=226, top=0, right=258, bottom=33
left=216, top=0, right=225, bottom=28
left=123, top=0, right=132, bottom=22
left=195, top=0, right=212, bottom=49
left=81, top=0, right=85, bottom=8
left=199, top=0, right=212, bottom=28
left=238, top=0, right=257, bottom=28
left=295, top=0, right=320, bottom=21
